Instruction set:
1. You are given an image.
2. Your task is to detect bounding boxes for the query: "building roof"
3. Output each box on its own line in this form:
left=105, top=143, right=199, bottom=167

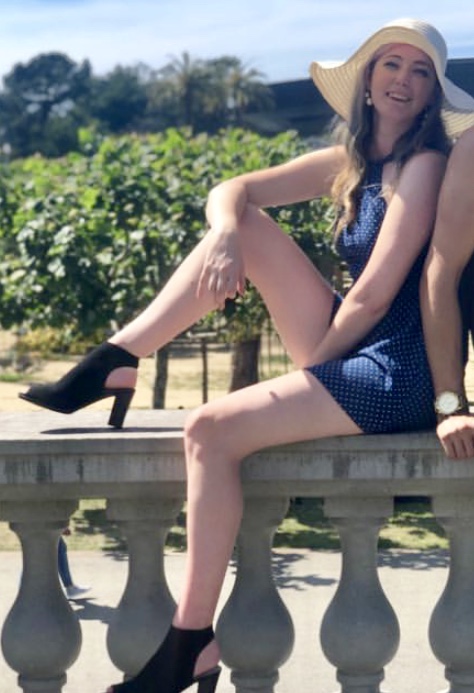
left=246, top=57, right=474, bottom=138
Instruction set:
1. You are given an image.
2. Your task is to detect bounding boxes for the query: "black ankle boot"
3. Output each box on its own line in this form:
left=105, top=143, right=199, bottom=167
left=109, top=625, right=221, bottom=693
left=19, top=342, right=139, bottom=428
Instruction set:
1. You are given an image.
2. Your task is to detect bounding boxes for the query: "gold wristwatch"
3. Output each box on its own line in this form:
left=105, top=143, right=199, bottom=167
left=434, top=391, right=468, bottom=417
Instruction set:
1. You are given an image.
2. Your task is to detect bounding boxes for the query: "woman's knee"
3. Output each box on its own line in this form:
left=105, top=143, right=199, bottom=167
left=239, top=204, right=275, bottom=242
left=184, top=403, right=242, bottom=463
left=184, top=405, right=222, bottom=458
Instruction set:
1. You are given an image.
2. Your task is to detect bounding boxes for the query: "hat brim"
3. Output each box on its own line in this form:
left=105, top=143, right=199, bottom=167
left=310, top=23, right=474, bottom=138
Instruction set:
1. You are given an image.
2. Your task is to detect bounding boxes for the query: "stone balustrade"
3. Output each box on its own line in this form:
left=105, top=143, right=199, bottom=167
left=1, top=408, right=474, bottom=693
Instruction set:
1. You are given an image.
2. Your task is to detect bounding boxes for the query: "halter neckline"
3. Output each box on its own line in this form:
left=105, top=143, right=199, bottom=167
left=371, top=153, right=394, bottom=166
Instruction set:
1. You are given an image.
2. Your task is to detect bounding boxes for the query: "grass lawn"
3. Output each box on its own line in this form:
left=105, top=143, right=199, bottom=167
left=0, top=497, right=447, bottom=553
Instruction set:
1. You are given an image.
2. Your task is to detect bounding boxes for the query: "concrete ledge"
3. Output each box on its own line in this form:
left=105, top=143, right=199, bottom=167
left=0, top=410, right=472, bottom=502
left=1, top=409, right=473, bottom=693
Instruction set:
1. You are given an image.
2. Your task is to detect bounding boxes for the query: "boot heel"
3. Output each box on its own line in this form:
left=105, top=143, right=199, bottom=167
left=196, top=667, right=221, bottom=693
left=108, top=389, right=135, bottom=428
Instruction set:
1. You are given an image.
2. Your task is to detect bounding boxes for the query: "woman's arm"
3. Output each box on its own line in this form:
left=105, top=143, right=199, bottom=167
left=305, top=150, right=447, bottom=366
left=205, top=144, right=345, bottom=227
left=197, top=145, right=346, bottom=304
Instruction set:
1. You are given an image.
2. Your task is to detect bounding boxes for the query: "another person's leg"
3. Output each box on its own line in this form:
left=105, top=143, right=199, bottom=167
left=57, top=536, right=72, bottom=589
left=58, top=535, right=91, bottom=599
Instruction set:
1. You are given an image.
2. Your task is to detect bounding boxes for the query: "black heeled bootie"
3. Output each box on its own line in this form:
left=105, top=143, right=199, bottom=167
left=109, top=624, right=221, bottom=693
left=19, top=342, right=138, bottom=428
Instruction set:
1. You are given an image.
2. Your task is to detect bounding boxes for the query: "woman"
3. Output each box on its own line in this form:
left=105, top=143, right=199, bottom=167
left=19, top=18, right=474, bottom=693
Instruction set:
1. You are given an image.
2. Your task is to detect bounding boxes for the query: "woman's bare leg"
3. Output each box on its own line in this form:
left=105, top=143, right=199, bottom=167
left=106, top=205, right=335, bottom=388
left=174, top=368, right=361, bottom=673
left=104, top=206, right=345, bottom=677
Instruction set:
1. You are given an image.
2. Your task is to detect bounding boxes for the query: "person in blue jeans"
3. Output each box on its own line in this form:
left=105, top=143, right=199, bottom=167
left=58, top=529, right=90, bottom=600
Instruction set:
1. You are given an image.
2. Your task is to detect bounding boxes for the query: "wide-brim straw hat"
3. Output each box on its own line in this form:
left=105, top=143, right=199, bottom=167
left=310, top=17, right=474, bottom=138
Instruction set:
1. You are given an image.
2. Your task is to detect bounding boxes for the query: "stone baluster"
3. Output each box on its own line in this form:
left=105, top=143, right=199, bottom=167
left=217, top=495, right=293, bottom=693
left=0, top=499, right=81, bottom=693
left=430, top=495, right=474, bottom=693
left=105, top=496, right=184, bottom=679
left=320, top=497, right=399, bottom=693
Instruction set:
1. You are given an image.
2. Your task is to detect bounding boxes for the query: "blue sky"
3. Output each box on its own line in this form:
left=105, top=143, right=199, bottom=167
left=0, top=0, right=473, bottom=84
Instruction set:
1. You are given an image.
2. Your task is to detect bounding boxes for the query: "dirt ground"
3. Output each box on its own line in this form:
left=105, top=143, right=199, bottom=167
left=1, top=353, right=234, bottom=413
left=2, top=330, right=474, bottom=413
left=0, top=330, right=238, bottom=412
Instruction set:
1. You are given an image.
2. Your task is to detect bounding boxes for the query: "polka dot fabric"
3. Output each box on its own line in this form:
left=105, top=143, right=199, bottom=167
left=306, top=160, right=436, bottom=434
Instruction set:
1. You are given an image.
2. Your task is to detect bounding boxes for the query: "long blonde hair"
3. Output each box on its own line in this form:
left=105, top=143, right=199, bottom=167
left=331, top=52, right=452, bottom=236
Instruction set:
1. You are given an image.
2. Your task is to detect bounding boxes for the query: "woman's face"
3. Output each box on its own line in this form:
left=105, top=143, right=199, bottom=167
left=368, top=43, right=438, bottom=126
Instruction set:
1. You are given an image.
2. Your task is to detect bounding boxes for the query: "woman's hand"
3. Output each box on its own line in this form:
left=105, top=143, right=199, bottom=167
left=197, top=228, right=246, bottom=308
left=436, top=414, right=474, bottom=459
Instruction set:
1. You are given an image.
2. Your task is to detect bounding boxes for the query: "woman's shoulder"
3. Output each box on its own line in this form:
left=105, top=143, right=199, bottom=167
left=401, top=149, right=448, bottom=176
left=409, top=148, right=448, bottom=162
left=384, top=149, right=446, bottom=201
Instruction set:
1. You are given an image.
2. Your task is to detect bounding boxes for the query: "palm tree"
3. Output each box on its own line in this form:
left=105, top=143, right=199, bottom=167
left=156, top=52, right=207, bottom=131
left=226, top=62, right=274, bottom=126
left=150, top=54, right=273, bottom=134
left=204, top=57, right=273, bottom=127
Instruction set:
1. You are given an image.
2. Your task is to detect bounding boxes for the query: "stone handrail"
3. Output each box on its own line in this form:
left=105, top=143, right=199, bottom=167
left=1, top=409, right=474, bottom=693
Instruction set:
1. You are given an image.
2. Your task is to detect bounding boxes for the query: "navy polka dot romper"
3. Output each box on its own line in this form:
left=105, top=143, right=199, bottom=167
left=306, top=159, right=436, bottom=434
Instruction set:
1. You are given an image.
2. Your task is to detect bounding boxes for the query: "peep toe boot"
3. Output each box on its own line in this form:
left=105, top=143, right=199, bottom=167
left=19, top=342, right=138, bottom=428
left=108, top=624, right=221, bottom=693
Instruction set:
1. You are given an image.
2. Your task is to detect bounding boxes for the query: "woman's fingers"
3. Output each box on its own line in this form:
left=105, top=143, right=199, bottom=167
left=437, top=416, right=474, bottom=459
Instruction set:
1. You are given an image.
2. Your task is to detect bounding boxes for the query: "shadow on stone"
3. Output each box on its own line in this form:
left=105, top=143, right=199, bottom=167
left=272, top=550, right=338, bottom=590
left=377, top=549, right=449, bottom=570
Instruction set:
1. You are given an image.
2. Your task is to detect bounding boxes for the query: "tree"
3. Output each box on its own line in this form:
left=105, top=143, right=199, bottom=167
left=205, top=57, right=273, bottom=127
left=147, top=55, right=273, bottom=134
left=0, top=128, right=338, bottom=403
left=89, top=66, right=148, bottom=133
left=0, top=53, right=92, bottom=157
left=153, top=52, right=208, bottom=132
left=0, top=49, right=276, bottom=158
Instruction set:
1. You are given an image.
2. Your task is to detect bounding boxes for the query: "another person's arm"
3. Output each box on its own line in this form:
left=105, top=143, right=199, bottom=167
left=421, top=128, right=474, bottom=459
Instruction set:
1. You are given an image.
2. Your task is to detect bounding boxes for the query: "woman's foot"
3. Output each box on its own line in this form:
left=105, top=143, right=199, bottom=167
left=193, top=638, right=220, bottom=679
left=19, top=342, right=139, bottom=428
left=105, top=624, right=221, bottom=693
left=105, top=366, right=138, bottom=390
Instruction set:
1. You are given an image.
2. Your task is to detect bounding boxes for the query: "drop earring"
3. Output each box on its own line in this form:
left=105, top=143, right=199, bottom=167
left=365, top=90, right=373, bottom=106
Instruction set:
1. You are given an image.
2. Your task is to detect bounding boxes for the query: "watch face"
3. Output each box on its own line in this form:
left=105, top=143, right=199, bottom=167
left=436, top=391, right=461, bottom=415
